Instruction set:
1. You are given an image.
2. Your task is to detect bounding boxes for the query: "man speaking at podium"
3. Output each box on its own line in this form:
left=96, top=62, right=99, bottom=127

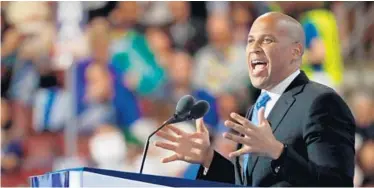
left=154, top=12, right=355, bottom=187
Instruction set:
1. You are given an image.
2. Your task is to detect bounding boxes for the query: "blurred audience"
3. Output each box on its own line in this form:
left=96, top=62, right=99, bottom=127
left=89, top=124, right=127, bottom=171
left=230, top=2, right=255, bottom=46
left=1, top=1, right=373, bottom=187
left=109, top=1, right=144, bottom=35
left=350, top=90, right=374, bottom=140
left=145, top=27, right=173, bottom=70
left=76, top=18, right=116, bottom=134
left=192, top=14, right=250, bottom=96
left=32, top=87, right=70, bottom=133
left=80, top=63, right=116, bottom=133
left=212, top=92, right=240, bottom=158
left=165, top=51, right=195, bottom=103
left=138, top=2, right=173, bottom=27
left=357, top=140, right=374, bottom=186
left=276, top=2, right=344, bottom=92
left=3, top=1, right=56, bottom=139
left=110, top=23, right=167, bottom=99
left=76, top=17, right=141, bottom=131
left=350, top=90, right=374, bottom=186
left=21, top=133, right=59, bottom=171
left=1, top=99, right=23, bottom=174
left=167, top=1, right=207, bottom=55
left=163, top=51, right=220, bottom=129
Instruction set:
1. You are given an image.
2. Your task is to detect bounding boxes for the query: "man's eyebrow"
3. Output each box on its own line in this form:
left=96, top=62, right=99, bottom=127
left=247, top=34, right=275, bottom=39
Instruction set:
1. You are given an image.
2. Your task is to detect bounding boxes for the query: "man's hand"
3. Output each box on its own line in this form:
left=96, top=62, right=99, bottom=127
left=223, top=107, right=284, bottom=160
left=154, top=118, right=214, bottom=168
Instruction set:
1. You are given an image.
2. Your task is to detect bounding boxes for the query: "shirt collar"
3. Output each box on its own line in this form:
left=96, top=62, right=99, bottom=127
left=263, top=69, right=301, bottom=98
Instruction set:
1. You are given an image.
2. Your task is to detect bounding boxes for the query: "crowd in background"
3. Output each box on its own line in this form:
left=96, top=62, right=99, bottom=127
left=1, top=1, right=374, bottom=187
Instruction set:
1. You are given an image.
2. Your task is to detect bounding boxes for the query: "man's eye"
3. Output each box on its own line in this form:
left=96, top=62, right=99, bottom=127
left=248, top=39, right=254, bottom=44
left=263, top=38, right=273, bottom=44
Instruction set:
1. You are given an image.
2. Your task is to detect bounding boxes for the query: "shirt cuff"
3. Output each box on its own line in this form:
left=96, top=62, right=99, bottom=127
left=203, top=167, right=209, bottom=175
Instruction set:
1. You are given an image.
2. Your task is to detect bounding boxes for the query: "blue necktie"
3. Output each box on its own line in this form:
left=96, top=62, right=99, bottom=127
left=243, top=92, right=271, bottom=175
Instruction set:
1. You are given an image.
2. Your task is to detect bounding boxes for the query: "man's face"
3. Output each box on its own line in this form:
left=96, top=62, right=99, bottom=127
left=246, top=17, right=298, bottom=90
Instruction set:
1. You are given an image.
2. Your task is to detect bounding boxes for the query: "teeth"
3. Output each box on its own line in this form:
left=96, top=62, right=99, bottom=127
left=252, top=60, right=266, bottom=64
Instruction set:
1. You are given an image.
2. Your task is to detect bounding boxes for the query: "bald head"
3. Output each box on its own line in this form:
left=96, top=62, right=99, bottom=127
left=254, top=12, right=305, bottom=53
left=246, top=12, right=306, bottom=90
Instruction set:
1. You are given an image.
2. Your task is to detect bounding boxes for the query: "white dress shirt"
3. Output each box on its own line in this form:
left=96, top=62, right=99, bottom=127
left=262, top=70, right=301, bottom=118
left=203, top=69, right=301, bottom=175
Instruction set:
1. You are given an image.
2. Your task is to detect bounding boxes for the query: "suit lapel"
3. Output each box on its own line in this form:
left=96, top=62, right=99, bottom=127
left=246, top=71, right=309, bottom=180
left=268, top=93, right=296, bottom=133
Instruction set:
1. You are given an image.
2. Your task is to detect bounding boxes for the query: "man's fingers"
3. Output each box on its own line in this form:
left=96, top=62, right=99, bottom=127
left=230, top=112, right=248, bottom=124
left=188, top=132, right=203, bottom=139
left=224, top=120, right=253, bottom=136
left=230, top=112, right=256, bottom=129
left=166, top=125, right=185, bottom=135
left=196, top=118, right=207, bottom=133
left=156, top=130, right=178, bottom=142
left=162, top=154, right=179, bottom=163
left=258, top=107, right=266, bottom=125
left=229, top=147, right=251, bottom=158
left=196, top=118, right=203, bottom=133
left=154, top=141, right=177, bottom=151
left=223, top=132, right=248, bottom=145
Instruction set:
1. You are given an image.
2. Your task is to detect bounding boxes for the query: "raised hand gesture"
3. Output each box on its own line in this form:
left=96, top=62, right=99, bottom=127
left=154, top=118, right=214, bottom=168
left=223, top=108, right=284, bottom=159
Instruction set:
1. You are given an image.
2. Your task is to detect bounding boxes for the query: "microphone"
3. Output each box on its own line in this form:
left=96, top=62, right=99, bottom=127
left=163, top=95, right=196, bottom=124
left=188, top=100, right=210, bottom=120
left=161, top=98, right=210, bottom=125
left=139, top=95, right=196, bottom=174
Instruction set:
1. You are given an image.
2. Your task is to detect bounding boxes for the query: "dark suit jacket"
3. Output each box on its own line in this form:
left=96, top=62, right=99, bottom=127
left=196, top=72, right=355, bottom=187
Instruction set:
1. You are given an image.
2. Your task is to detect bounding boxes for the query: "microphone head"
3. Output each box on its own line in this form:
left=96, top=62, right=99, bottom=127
left=189, top=100, right=210, bottom=119
left=175, top=95, right=195, bottom=117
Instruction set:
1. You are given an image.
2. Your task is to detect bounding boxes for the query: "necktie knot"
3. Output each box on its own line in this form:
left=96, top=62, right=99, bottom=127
left=255, top=92, right=271, bottom=110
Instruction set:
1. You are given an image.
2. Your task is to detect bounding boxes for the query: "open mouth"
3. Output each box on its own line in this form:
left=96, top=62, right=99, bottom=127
left=251, top=60, right=268, bottom=73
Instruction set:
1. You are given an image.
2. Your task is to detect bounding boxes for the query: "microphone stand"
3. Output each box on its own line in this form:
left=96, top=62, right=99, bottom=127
left=139, top=114, right=195, bottom=174
left=139, top=115, right=176, bottom=174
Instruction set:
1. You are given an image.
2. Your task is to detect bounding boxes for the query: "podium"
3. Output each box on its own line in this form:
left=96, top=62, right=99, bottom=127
left=29, top=167, right=237, bottom=187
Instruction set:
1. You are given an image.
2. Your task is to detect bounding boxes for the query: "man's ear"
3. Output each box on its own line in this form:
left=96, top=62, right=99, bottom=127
left=292, top=42, right=303, bottom=60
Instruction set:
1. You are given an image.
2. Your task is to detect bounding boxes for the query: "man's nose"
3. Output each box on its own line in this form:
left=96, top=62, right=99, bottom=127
left=247, top=43, right=262, bottom=54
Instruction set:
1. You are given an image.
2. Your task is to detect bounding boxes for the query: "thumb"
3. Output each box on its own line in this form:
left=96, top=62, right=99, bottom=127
left=196, top=118, right=207, bottom=133
left=258, top=107, right=266, bottom=125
